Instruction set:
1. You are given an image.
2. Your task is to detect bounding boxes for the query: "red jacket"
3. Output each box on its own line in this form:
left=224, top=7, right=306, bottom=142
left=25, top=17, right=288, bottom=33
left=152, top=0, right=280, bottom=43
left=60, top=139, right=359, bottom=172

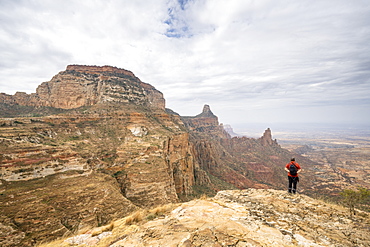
left=285, top=161, right=301, bottom=177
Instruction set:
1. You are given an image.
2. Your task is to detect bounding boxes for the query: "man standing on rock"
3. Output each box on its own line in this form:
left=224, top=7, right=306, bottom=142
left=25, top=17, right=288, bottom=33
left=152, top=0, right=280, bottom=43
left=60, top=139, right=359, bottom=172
left=285, top=158, right=302, bottom=194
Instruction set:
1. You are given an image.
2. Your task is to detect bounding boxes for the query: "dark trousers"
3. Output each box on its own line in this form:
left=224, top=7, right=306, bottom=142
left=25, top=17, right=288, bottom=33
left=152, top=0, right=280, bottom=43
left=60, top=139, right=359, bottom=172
left=288, top=176, right=299, bottom=193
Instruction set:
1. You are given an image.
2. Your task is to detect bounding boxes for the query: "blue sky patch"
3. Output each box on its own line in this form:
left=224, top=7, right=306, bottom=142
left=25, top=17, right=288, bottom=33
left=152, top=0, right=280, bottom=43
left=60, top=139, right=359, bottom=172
left=164, top=1, right=191, bottom=38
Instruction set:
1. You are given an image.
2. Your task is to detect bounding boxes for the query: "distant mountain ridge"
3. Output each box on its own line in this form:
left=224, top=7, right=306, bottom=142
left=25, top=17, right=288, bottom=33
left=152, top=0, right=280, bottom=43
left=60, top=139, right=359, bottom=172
left=223, top=124, right=241, bottom=137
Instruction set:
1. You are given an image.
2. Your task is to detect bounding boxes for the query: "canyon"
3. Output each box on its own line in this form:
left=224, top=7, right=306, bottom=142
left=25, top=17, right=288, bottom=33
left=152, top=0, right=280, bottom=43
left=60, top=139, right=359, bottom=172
left=0, top=65, right=368, bottom=246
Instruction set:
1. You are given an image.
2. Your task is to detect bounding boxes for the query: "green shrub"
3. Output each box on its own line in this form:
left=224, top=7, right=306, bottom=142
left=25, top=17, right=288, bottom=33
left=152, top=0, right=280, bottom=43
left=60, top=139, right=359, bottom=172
left=340, top=187, right=370, bottom=215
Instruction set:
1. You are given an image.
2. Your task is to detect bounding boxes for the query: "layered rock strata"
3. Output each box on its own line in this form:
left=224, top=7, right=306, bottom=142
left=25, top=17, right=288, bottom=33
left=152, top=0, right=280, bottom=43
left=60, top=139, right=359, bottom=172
left=0, top=65, right=165, bottom=110
left=0, top=108, right=200, bottom=246
left=182, top=104, right=230, bottom=139
left=0, top=171, right=138, bottom=247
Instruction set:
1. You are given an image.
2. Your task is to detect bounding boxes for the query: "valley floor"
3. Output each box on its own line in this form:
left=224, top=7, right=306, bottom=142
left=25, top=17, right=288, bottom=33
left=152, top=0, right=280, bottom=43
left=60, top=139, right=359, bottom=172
left=237, top=124, right=370, bottom=194
left=279, top=130, right=370, bottom=192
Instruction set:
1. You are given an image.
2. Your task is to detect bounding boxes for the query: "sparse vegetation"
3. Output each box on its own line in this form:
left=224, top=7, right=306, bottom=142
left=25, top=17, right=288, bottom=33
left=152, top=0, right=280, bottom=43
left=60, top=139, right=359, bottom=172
left=146, top=204, right=176, bottom=220
left=36, top=203, right=178, bottom=247
left=112, top=170, right=125, bottom=178
left=124, top=210, right=145, bottom=225
left=91, top=222, right=114, bottom=237
left=340, top=187, right=370, bottom=215
left=124, top=203, right=178, bottom=225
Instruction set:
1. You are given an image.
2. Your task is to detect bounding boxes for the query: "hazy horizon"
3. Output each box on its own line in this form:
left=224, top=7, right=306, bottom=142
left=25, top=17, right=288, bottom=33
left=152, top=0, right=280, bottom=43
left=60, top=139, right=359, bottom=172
left=228, top=121, right=370, bottom=139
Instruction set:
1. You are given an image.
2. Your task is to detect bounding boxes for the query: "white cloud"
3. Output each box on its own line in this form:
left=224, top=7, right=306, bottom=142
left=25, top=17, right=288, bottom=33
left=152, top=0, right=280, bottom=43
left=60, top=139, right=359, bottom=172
left=0, top=0, right=369, bottom=125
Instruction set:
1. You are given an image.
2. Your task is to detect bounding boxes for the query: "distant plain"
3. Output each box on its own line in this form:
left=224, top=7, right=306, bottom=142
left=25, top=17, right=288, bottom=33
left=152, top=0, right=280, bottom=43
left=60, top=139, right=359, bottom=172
left=235, top=123, right=370, bottom=191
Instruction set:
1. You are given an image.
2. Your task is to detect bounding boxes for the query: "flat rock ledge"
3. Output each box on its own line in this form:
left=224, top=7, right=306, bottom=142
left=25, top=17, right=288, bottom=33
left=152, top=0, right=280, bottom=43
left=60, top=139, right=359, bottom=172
left=63, top=189, right=370, bottom=247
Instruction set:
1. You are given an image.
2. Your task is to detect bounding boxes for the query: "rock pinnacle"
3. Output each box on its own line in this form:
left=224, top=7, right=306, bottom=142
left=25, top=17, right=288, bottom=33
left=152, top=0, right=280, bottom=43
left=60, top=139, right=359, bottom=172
left=196, top=104, right=217, bottom=118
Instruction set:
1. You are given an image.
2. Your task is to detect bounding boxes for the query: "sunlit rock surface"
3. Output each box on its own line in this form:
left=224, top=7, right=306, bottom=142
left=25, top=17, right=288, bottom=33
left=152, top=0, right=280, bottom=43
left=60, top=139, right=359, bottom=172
left=0, top=65, right=165, bottom=110
left=60, top=189, right=370, bottom=247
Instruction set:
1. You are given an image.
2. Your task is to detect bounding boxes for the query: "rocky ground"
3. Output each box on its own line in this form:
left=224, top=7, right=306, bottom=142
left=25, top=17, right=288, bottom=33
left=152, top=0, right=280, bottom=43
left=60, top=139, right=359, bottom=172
left=41, top=189, right=370, bottom=247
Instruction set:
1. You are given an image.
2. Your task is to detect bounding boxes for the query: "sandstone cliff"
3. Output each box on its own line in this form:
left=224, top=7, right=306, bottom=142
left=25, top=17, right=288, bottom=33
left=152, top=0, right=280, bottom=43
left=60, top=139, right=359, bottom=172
left=40, top=189, right=370, bottom=247
left=0, top=65, right=165, bottom=110
left=0, top=106, right=200, bottom=246
left=0, top=66, right=195, bottom=246
left=0, top=171, right=138, bottom=247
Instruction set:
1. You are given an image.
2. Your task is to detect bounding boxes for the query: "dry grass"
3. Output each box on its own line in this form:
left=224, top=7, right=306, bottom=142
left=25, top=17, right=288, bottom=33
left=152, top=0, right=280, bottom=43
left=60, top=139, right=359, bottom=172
left=35, top=238, right=68, bottom=247
left=212, top=199, right=229, bottom=209
left=124, top=209, right=145, bottom=225
left=91, top=222, right=115, bottom=236
left=199, top=194, right=208, bottom=200
left=145, top=203, right=177, bottom=221
left=37, top=203, right=180, bottom=247
left=96, top=224, right=140, bottom=247
left=149, top=203, right=175, bottom=215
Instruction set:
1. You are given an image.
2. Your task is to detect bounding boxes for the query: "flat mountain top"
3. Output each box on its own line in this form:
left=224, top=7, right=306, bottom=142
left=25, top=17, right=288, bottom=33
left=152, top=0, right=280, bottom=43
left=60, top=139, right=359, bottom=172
left=42, top=189, right=370, bottom=247
left=0, top=64, right=165, bottom=112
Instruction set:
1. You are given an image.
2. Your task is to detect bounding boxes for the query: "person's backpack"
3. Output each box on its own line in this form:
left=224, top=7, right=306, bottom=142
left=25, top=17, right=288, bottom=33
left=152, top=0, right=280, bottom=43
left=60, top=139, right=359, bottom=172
left=289, top=163, right=298, bottom=176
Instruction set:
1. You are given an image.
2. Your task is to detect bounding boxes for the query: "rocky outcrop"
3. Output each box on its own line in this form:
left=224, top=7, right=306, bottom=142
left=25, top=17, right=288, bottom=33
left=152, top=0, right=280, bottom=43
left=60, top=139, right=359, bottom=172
left=259, top=127, right=278, bottom=146
left=182, top=104, right=230, bottom=139
left=54, top=189, right=370, bottom=247
left=195, top=104, right=216, bottom=118
left=0, top=92, right=33, bottom=105
left=0, top=65, right=165, bottom=110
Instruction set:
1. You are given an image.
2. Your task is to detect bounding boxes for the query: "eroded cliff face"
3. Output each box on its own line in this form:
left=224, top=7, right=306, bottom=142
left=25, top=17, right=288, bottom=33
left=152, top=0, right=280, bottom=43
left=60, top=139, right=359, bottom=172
left=0, top=171, right=138, bottom=247
left=0, top=66, right=198, bottom=246
left=0, top=65, right=165, bottom=110
left=0, top=105, right=203, bottom=246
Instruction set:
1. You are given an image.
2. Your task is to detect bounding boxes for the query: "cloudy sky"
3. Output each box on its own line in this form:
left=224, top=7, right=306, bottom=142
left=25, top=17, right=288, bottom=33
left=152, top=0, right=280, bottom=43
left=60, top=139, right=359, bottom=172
left=1, top=0, right=370, bottom=128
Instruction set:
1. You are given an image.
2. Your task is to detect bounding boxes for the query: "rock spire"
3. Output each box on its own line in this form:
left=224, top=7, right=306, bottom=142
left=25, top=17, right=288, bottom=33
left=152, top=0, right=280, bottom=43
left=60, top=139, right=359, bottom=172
left=260, top=128, right=278, bottom=146
left=195, top=104, right=217, bottom=118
